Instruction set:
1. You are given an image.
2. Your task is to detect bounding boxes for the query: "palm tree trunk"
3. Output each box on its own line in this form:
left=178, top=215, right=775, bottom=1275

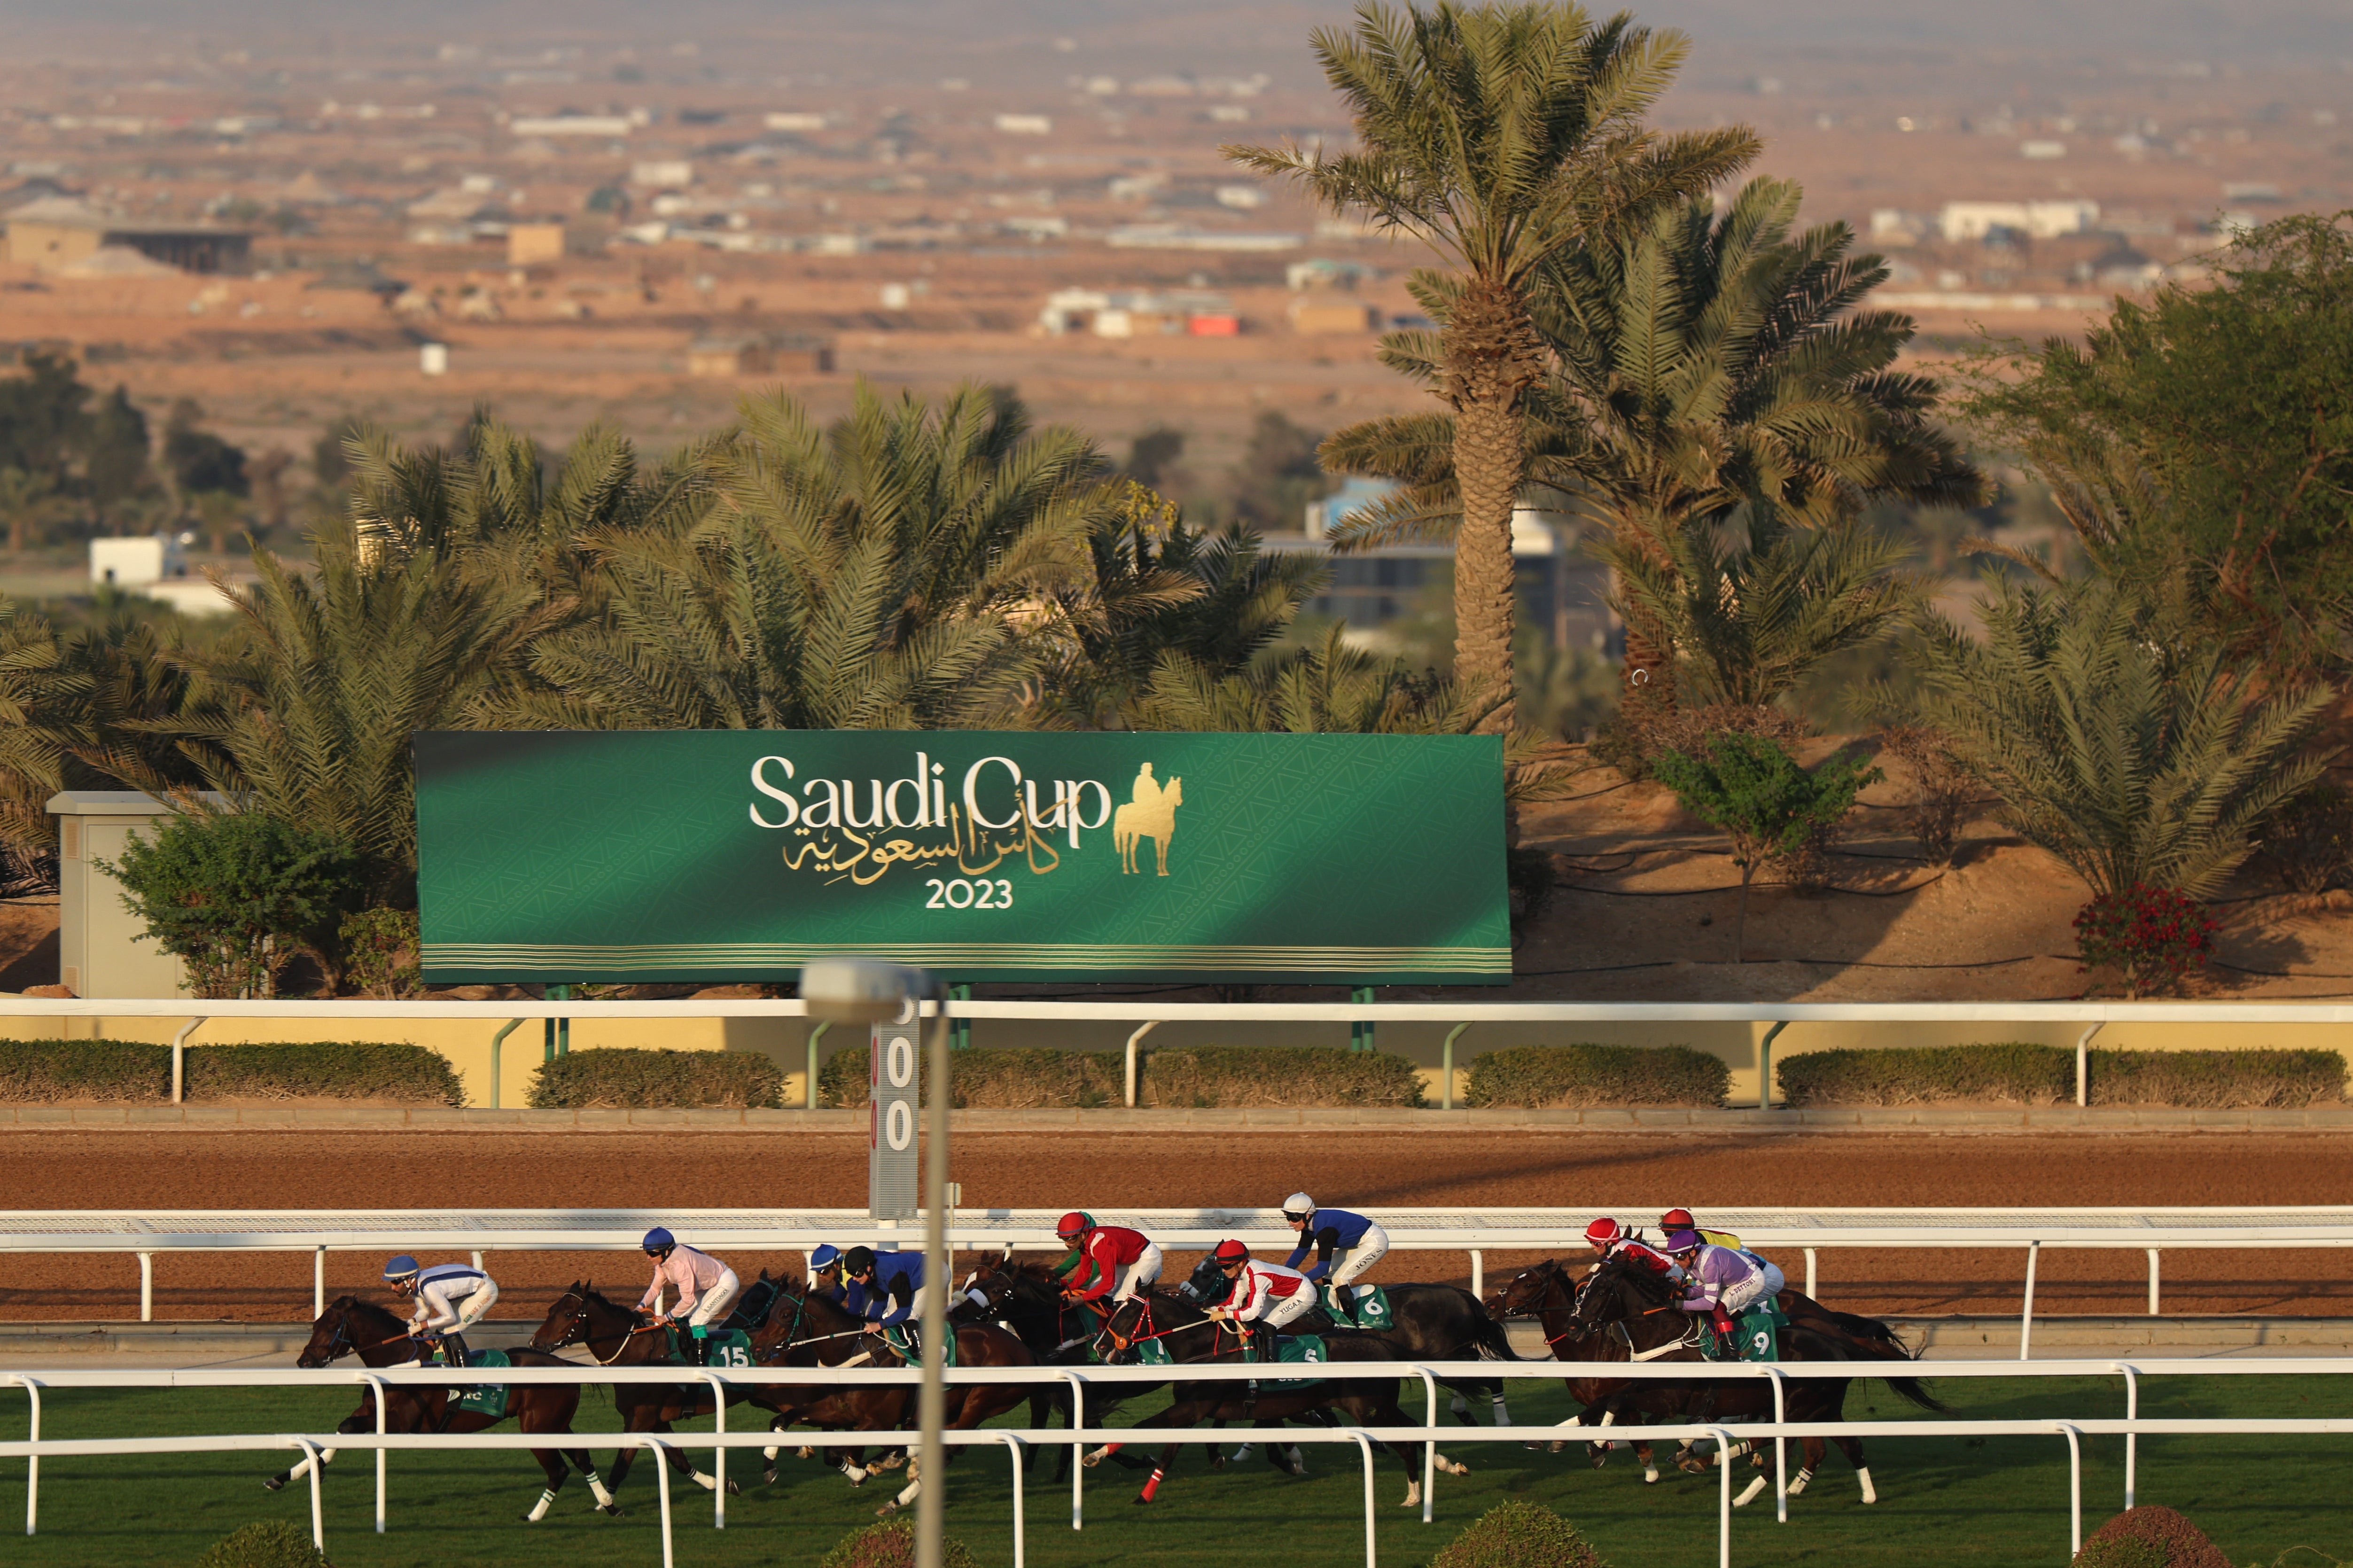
left=1443, top=276, right=1542, bottom=736
left=1734, top=863, right=1753, bottom=964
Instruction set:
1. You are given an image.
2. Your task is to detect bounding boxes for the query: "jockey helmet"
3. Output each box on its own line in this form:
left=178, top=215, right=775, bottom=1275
left=642, top=1227, right=676, bottom=1257
left=1659, top=1208, right=1697, bottom=1233
left=810, top=1243, right=843, bottom=1272
left=843, top=1245, right=878, bottom=1277
left=382, top=1255, right=421, bottom=1283
left=1280, top=1192, right=1315, bottom=1222
left=1212, top=1238, right=1251, bottom=1266
left=1055, top=1211, right=1096, bottom=1242
left=1585, top=1217, right=1627, bottom=1248
left=1663, top=1229, right=1703, bottom=1255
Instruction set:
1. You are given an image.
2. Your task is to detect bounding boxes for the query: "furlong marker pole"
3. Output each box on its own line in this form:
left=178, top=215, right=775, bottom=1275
left=919, top=991, right=951, bottom=1568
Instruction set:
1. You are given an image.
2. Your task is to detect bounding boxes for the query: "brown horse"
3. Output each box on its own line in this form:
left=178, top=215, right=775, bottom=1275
left=748, top=1270, right=1038, bottom=1517
left=271, top=1294, right=612, bottom=1521
left=1099, top=1287, right=1468, bottom=1510
left=527, top=1281, right=751, bottom=1506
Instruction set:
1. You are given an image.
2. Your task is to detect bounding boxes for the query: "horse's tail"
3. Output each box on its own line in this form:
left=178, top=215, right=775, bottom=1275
left=1877, top=1375, right=1951, bottom=1415
left=1461, top=1291, right=1525, bottom=1362
left=1826, top=1308, right=1905, bottom=1347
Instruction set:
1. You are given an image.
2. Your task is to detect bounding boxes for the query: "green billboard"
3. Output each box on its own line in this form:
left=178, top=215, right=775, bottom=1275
left=415, top=731, right=1509, bottom=984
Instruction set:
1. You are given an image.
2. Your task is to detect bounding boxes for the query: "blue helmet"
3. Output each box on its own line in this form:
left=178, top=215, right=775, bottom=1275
left=382, top=1255, right=420, bottom=1281
left=642, top=1227, right=676, bottom=1256
left=810, top=1243, right=843, bottom=1271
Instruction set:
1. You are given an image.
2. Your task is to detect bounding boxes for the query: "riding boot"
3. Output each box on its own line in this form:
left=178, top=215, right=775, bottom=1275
left=441, top=1334, right=471, bottom=1370
left=1325, top=1284, right=1356, bottom=1327
left=688, top=1327, right=711, bottom=1367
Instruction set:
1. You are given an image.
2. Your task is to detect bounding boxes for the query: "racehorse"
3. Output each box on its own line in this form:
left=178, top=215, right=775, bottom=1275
left=1114, top=776, right=1181, bottom=875
left=1098, top=1287, right=1469, bottom=1509
left=1176, top=1253, right=1522, bottom=1428
left=1565, top=1253, right=1948, bottom=1506
left=745, top=1270, right=1037, bottom=1516
left=272, top=1294, right=613, bottom=1521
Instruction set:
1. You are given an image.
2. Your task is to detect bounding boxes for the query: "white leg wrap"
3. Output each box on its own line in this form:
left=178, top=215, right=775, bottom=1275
left=528, top=1490, right=555, bottom=1522
left=1735, top=1475, right=1769, bottom=1508
left=1492, top=1396, right=1512, bottom=1426
left=1857, top=1467, right=1878, bottom=1505
left=1449, top=1394, right=1469, bottom=1416
left=692, top=1469, right=717, bottom=1492
left=1402, top=1478, right=1421, bottom=1509
left=1232, top=1443, right=1254, bottom=1462
left=895, top=1476, right=920, bottom=1509
left=1789, top=1467, right=1813, bottom=1497
left=763, top=1445, right=779, bottom=1462
left=589, top=1474, right=614, bottom=1507
left=1436, top=1455, right=1469, bottom=1476
left=319, top=1449, right=338, bottom=1466
left=1643, top=1465, right=1660, bottom=1483
left=1286, top=1445, right=1305, bottom=1474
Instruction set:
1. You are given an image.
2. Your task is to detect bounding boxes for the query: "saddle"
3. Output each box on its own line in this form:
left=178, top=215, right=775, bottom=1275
left=431, top=1345, right=512, bottom=1420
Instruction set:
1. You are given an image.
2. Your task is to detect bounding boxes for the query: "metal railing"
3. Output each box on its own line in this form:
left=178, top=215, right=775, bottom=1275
left=5, top=1357, right=2349, bottom=1568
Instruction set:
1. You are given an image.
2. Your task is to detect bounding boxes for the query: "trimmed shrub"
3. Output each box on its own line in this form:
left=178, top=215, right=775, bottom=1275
left=528, top=1048, right=784, bottom=1109
left=2075, top=884, right=2219, bottom=998
left=1429, top=1498, right=1608, bottom=1568
left=0, top=1040, right=461, bottom=1104
left=821, top=1043, right=1424, bottom=1109
left=2071, top=1504, right=2232, bottom=1568
left=196, top=1519, right=333, bottom=1568
left=1465, top=1045, right=1730, bottom=1109
left=99, top=812, right=361, bottom=999
left=818, top=1517, right=981, bottom=1568
left=1778, top=1044, right=2347, bottom=1109
left=338, top=908, right=422, bottom=999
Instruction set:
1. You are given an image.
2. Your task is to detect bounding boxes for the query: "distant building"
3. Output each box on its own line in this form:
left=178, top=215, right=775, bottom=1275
left=686, top=333, right=836, bottom=376
left=765, top=112, right=829, bottom=132
left=631, top=160, right=694, bottom=189
left=1939, top=199, right=2100, bottom=242
left=88, top=536, right=239, bottom=616
left=1105, top=224, right=1301, bottom=252
left=994, top=114, right=1053, bottom=135
left=506, top=223, right=567, bottom=266
left=510, top=114, right=634, bottom=137
left=1288, top=296, right=1378, bottom=335
left=3, top=199, right=251, bottom=274
left=1040, top=287, right=1239, bottom=336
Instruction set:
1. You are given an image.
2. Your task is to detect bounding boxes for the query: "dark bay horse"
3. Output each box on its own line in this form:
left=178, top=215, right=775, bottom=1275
left=1099, top=1287, right=1469, bottom=1510
left=273, top=1294, right=611, bottom=1521
left=744, top=1270, right=1037, bottom=1517
left=1565, top=1254, right=1948, bottom=1506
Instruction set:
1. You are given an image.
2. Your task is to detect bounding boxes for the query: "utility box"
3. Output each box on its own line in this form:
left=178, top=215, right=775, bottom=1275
left=47, top=791, right=224, bottom=998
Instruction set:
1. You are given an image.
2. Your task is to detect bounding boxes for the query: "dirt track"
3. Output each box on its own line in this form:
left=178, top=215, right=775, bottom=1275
left=5, top=1129, right=2348, bottom=1322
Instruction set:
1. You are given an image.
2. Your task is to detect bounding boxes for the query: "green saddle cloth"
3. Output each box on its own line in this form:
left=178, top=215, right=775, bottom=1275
left=880, top=1325, right=958, bottom=1369
left=660, top=1326, right=757, bottom=1367
left=1699, top=1299, right=1789, bottom=1364
left=1245, top=1332, right=1329, bottom=1389
left=1326, top=1284, right=1394, bottom=1330
left=433, top=1346, right=511, bottom=1421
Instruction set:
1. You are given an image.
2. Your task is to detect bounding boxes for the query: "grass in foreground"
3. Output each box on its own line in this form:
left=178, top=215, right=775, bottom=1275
left=0, top=1372, right=2345, bottom=1566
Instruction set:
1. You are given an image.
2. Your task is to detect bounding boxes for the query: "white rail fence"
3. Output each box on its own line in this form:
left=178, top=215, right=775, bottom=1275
left=4, top=1359, right=2348, bottom=1568
left=10, top=1204, right=2353, bottom=1360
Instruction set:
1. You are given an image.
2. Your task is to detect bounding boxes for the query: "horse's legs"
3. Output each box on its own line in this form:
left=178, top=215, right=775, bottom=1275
left=269, top=1404, right=366, bottom=1490
left=1832, top=1434, right=1875, bottom=1503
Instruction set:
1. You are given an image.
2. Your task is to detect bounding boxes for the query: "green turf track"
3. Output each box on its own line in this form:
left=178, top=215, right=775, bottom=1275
left=0, top=1372, right=2345, bottom=1567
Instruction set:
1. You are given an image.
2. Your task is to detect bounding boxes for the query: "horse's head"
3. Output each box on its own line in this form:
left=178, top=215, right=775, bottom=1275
left=530, top=1280, right=601, bottom=1353
left=955, top=1256, right=1023, bottom=1323
left=1175, top=1254, right=1231, bottom=1307
left=1099, top=1289, right=1155, bottom=1355
left=297, top=1294, right=380, bottom=1369
left=1571, top=1255, right=1679, bottom=1329
left=1500, top=1259, right=1570, bottom=1319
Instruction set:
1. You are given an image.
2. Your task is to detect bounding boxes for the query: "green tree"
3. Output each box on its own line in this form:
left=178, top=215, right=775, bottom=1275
left=0, top=468, right=71, bottom=554
left=1894, top=576, right=2329, bottom=902
left=1228, top=409, right=1332, bottom=530
left=1328, top=176, right=1980, bottom=730
left=101, top=811, right=361, bottom=998
left=1652, top=732, right=1879, bottom=962
left=0, top=351, right=92, bottom=485
left=82, top=386, right=155, bottom=527
left=1234, top=0, right=1758, bottom=725
left=0, top=598, right=82, bottom=858
left=1957, top=212, right=2353, bottom=677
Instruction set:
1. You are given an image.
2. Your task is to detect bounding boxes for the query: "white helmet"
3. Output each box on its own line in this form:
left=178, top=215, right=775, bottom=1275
left=1281, top=1192, right=1315, bottom=1220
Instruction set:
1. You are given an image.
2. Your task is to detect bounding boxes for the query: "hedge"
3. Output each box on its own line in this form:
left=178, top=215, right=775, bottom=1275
left=2071, top=1505, right=2231, bottom=1568
left=1778, top=1044, right=2348, bottom=1109
left=197, top=1521, right=333, bottom=1568
left=819, top=1518, right=982, bottom=1568
left=819, top=1043, right=1425, bottom=1109
left=1429, top=1500, right=1608, bottom=1568
left=1465, top=1045, right=1730, bottom=1109
left=0, top=1039, right=462, bottom=1104
left=528, top=1048, right=784, bottom=1109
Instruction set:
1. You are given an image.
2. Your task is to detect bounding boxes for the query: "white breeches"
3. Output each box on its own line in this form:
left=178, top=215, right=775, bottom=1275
left=421, top=1280, right=497, bottom=1336
left=1261, top=1290, right=1317, bottom=1332
left=1719, top=1271, right=1776, bottom=1318
left=685, top=1268, right=742, bottom=1330
left=1327, top=1228, right=1389, bottom=1288
left=1111, top=1245, right=1163, bottom=1303
left=879, top=1284, right=933, bottom=1328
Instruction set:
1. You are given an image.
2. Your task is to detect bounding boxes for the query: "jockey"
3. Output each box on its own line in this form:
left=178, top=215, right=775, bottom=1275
left=1583, top=1216, right=1687, bottom=1285
left=809, top=1243, right=847, bottom=1303
left=1054, top=1211, right=1162, bottom=1306
left=843, top=1245, right=929, bottom=1355
left=1279, top=1193, right=1389, bottom=1323
left=1663, top=1229, right=1777, bottom=1342
left=1204, top=1239, right=1317, bottom=1334
left=637, top=1228, right=741, bottom=1367
left=1659, top=1208, right=1744, bottom=1250
left=384, top=1254, right=498, bottom=1369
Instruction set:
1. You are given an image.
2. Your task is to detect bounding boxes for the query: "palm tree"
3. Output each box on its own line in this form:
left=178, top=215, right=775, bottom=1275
left=486, top=382, right=1117, bottom=731
left=1231, top=0, right=1758, bottom=726
left=1898, top=576, right=2328, bottom=901
left=0, top=598, right=81, bottom=858
left=1327, top=175, right=1982, bottom=729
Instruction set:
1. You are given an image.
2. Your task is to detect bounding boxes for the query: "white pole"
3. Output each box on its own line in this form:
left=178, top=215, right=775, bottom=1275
left=918, top=990, right=952, bottom=1568
left=138, top=1253, right=152, bottom=1322
left=296, top=1439, right=325, bottom=1552
left=705, top=1372, right=726, bottom=1528
left=363, top=1374, right=387, bottom=1533
left=1350, top=1431, right=1376, bottom=1568
left=2019, top=1242, right=2040, bottom=1362
left=2118, top=1364, right=2139, bottom=1509
left=1123, top=1022, right=1160, bottom=1108
left=2061, top=1424, right=2082, bottom=1557
left=170, top=1017, right=205, bottom=1106
left=314, top=1249, right=326, bottom=1319
left=2147, top=1249, right=2160, bottom=1316
left=1469, top=1250, right=1482, bottom=1301
left=1804, top=1248, right=1817, bottom=1299
left=1768, top=1366, right=1788, bottom=1523
left=18, top=1377, right=39, bottom=1536
left=1415, top=1365, right=1438, bottom=1523
left=2075, top=1023, right=2104, bottom=1108
left=1714, top=1425, right=1736, bottom=1568
left=993, top=1432, right=1026, bottom=1568
left=654, top=1436, right=675, bottom=1568
left=1060, top=1371, right=1084, bottom=1531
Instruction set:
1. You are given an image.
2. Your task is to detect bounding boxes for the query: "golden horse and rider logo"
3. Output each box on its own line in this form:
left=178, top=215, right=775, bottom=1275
left=1114, top=762, right=1183, bottom=876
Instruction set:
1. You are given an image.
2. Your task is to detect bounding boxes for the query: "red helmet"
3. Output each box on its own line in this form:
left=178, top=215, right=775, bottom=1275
left=1212, top=1238, right=1250, bottom=1264
left=1056, top=1211, right=1095, bottom=1241
left=1585, top=1217, right=1626, bottom=1248
left=1660, top=1208, right=1696, bottom=1233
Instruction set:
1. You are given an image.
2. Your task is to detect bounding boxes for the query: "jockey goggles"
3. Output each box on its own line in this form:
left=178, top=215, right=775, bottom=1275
left=1212, top=1239, right=1250, bottom=1265
left=1055, top=1211, right=1095, bottom=1241
left=382, top=1255, right=421, bottom=1283
left=1585, top=1217, right=1627, bottom=1247
left=1660, top=1208, right=1697, bottom=1232
left=1663, top=1229, right=1703, bottom=1254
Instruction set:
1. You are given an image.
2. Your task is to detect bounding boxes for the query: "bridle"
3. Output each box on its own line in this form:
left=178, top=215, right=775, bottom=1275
left=543, top=1287, right=667, bottom=1366
left=307, top=1303, right=423, bottom=1368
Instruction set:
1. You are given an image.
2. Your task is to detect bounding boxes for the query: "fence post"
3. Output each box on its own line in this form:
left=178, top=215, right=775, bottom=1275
left=991, top=1432, right=1026, bottom=1568
left=1757, top=1021, right=1789, bottom=1110
left=702, top=1372, right=727, bottom=1527
left=1712, top=1425, right=1737, bottom=1568
left=1059, top=1370, right=1086, bottom=1531
left=2147, top=1249, right=2161, bottom=1317
left=1123, top=1023, right=1160, bottom=1108
left=1803, top=1248, right=1817, bottom=1300
left=1411, top=1365, right=1439, bottom=1523
left=1348, top=1431, right=1377, bottom=1568
left=806, top=1021, right=830, bottom=1110
left=1766, top=1366, right=1788, bottom=1523
left=17, top=1375, right=40, bottom=1536
left=652, top=1435, right=676, bottom=1568
left=362, top=1373, right=388, bottom=1533
left=294, top=1438, right=326, bottom=1553
left=2116, top=1363, right=2139, bottom=1510
left=314, top=1248, right=327, bottom=1319
left=488, top=1019, right=523, bottom=1108
left=138, top=1252, right=153, bottom=1322
left=170, top=1016, right=205, bottom=1105
left=2019, top=1241, right=2041, bottom=1361
left=1468, top=1250, right=1483, bottom=1302
left=2060, top=1423, right=2083, bottom=1558
left=1440, top=1024, right=1470, bottom=1111
left=1349, top=987, right=1377, bottom=1052
left=2075, top=1023, right=2104, bottom=1108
